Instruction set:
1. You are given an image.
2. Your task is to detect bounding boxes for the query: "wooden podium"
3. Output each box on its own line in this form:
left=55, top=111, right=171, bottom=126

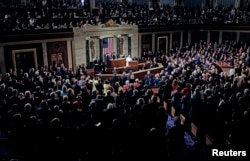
left=110, top=58, right=126, bottom=68
left=129, top=61, right=139, bottom=66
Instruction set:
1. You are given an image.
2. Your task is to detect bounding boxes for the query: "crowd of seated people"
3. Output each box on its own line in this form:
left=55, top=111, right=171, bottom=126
left=0, top=40, right=250, bottom=161
left=0, top=0, right=93, bottom=32
left=1, top=1, right=250, bottom=32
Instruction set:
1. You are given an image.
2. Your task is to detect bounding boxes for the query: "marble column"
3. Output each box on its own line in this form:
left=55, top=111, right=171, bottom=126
left=180, top=32, right=183, bottom=49
left=236, top=32, right=240, bottom=43
left=219, top=31, right=222, bottom=44
left=116, top=35, right=121, bottom=58
left=138, top=34, right=142, bottom=57
left=99, top=37, right=103, bottom=62
left=128, top=34, right=132, bottom=56
left=113, top=35, right=117, bottom=55
left=85, top=37, right=90, bottom=65
left=152, top=33, right=155, bottom=52
left=169, top=32, right=173, bottom=50
left=42, top=42, right=48, bottom=67
left=67, top=40, right=73, bottom=69
left=0, top=46, right=6, bottom=74
left=207, top=31, right=210, bottom=43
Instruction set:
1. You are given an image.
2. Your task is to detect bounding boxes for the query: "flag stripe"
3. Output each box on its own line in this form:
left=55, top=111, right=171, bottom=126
left=103, top=37, right=114, bottom=55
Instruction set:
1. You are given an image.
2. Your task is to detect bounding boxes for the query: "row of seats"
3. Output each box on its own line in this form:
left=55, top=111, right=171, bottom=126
left=1, top=2, right=250, bottom=32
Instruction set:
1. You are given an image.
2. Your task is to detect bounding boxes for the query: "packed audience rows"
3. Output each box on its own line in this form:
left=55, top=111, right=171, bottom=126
left=1, top=1, right=250, bottom=32
left=0, top=40, right=250, bottom=160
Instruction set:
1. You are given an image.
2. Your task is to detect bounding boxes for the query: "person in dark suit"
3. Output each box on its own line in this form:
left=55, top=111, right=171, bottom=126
left=162, top=79, right=173, bottom=114
left=93, top=57, right=100, bottom=66
left=111, top=52, right=116, bottom=60
left=165, top=116, right=186, bottom=161
left=171, top=86, right=182, bottom=117
left=105, top=53, right=112, bottom=68
left=95, top=79, right=104, bottom=95
left=110, top=73, right=119, bottom=87
left=119, top=72, right=127, bottom=86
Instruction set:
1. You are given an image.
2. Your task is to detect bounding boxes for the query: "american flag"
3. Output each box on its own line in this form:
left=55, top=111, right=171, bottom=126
left=102, top=37, right=114, bottom=55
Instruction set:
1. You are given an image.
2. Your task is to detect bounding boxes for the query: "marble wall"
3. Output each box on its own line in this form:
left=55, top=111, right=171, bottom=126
left=161, top=0, right=175, bottom=6
left=73, top=24, right=138, bottom=67
left=217, top=0, right=235, bottom=8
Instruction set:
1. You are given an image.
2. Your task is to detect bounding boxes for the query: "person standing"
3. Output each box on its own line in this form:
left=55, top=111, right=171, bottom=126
left=126, top=55, right=132, bottom=66
left=105, top=53, right=112, bottom=68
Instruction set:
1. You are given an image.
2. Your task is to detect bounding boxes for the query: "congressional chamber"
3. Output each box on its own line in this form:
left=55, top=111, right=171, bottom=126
left=0, top=1, right=250, bottom=161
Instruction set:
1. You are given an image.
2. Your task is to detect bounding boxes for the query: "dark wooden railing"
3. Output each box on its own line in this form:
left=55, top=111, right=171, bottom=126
left=95, top=63, right=164, bottom=81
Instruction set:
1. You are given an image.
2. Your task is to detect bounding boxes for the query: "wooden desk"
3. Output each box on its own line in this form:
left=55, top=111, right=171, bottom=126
left=87, top=68, right=95, bottom=76
left=215, top=62, right=230, bottom=73
left=106, top=62, right=151, bottom=74
left=96, top=63, right=164, bottom=81
left=110, top=58, right=126, bottom=68
left=129, top=61, right=139, bottom=66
